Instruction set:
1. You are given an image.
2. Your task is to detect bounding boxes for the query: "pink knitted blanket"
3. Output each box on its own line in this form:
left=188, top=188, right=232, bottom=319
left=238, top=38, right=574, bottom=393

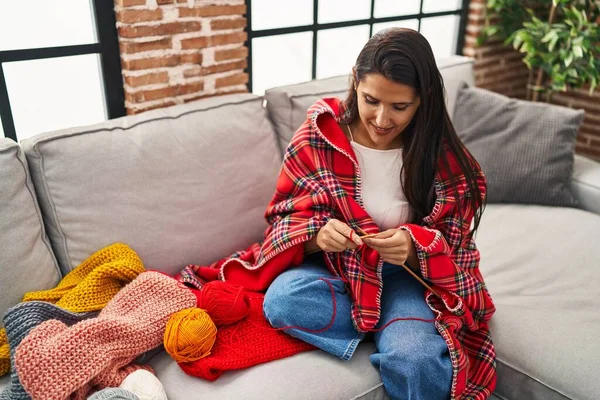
left=14, top=271, right=197, bottom=400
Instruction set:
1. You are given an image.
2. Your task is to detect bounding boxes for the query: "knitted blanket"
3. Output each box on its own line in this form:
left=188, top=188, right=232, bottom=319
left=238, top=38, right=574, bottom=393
left=0, top=302, right=96, bottom=400
left=14, top=271, right=197, bottom=400
left=0, top=243, right=145, bottom=377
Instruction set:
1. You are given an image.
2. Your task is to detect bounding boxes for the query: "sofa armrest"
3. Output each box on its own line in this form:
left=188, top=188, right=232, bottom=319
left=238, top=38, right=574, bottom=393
left=572, top=154, right=600, bottom=215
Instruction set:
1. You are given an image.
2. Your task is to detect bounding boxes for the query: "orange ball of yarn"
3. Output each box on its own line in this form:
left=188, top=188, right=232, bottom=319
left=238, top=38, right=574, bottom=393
left=164, top=308, right=217, bottom=363
left=198, top=281, right=249, bottom=326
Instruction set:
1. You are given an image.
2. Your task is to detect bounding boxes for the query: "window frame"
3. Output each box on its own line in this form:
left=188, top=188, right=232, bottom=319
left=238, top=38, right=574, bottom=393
left=0, top=0, right=125, bottom=142
left=244, top=0, right=469, bottom=93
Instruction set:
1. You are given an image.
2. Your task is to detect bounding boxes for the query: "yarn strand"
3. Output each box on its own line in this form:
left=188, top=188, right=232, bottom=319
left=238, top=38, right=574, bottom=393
left=273, top=277, right=434, bottom=334
left=273, top=246, right=435, bottom=334
left=272, top=277, right=339, bottom=334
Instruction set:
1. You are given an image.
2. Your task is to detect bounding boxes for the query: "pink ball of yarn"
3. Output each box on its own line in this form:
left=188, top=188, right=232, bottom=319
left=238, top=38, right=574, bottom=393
left=198, top=281, right=249, bottom=326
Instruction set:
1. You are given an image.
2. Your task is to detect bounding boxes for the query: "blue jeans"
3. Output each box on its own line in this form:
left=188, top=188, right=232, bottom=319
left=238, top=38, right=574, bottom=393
left=263, top=253, right=452, bottom=400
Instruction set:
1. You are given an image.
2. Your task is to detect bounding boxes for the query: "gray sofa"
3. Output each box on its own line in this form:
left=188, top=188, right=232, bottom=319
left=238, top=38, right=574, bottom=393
left=1, top=56, right=599, bottom=400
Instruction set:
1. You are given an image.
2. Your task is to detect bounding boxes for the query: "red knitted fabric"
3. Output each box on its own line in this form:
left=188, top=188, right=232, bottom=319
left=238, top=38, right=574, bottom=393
left=178, top=292, right=315, bottom=381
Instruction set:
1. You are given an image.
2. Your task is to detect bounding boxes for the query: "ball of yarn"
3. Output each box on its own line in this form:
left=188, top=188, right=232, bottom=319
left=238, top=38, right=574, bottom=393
left=89, top=387, right=140, bottom=400
left=164, top=308, right=217, bottom=363
left=119, top=370, right=166, bottom=400
left=198, top=281, right=249, bottom=326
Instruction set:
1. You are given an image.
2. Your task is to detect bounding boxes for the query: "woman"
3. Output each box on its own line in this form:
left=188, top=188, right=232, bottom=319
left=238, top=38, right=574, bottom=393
left=260, top=28, right=496, bottom=400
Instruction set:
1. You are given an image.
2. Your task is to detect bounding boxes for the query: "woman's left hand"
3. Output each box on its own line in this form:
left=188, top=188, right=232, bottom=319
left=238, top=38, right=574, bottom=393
left=362, top=229, right=415, bottom=266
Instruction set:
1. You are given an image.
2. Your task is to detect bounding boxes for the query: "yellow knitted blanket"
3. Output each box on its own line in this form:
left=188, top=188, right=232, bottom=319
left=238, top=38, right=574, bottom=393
left=0, top=242, right=145, bottom=376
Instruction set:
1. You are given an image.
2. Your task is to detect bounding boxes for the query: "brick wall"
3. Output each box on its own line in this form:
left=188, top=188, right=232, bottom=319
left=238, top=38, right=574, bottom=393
left=114, top=0, right=248, bottom=115
left=463, top=0, right=600, bottom=160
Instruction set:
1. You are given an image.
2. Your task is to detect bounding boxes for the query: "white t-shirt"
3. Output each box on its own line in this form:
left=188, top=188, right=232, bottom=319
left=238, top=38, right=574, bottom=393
left=350, top=140, right=412, bottom=230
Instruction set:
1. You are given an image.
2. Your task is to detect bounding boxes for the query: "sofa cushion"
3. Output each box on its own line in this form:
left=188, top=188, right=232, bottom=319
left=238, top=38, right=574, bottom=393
left=453, top=84, right=584, bottom=207
left=265, top=76, right=349, bottom=155
left=21, top=93, right=282, bottom=276
left=0, top=138, right=61, bottom=327
left=265, top=55, right=475, bottom=154
left=149, top=343, right=389, bottom=400
left=478, top=204, right=600, bottom=399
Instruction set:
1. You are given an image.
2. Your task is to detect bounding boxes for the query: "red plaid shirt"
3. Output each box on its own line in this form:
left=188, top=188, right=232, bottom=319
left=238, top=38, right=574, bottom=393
left=180, top=98, right=496, bottom=399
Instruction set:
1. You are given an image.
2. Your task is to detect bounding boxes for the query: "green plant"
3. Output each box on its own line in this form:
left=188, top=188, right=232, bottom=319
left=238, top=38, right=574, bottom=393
left=479, top=0, right=541, bottom=42
left=479, top=0, right=600, bottom=101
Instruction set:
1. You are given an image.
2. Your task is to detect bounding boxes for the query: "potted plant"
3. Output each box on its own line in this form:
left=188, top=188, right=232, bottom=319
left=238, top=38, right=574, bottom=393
left=479, top=0, right=600, bottom=102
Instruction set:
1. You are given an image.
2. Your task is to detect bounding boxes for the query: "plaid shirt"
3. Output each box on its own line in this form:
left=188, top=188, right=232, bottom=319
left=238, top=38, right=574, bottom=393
left=179, top=98, right=496, bottom=399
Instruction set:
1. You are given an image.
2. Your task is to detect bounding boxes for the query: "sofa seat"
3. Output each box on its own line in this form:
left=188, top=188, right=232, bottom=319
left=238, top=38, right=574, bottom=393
left=149, top=343, right=388, bottom=400
left=0, top=353, right=507, bottom=399
left=478, top=204, right=600, bottom=400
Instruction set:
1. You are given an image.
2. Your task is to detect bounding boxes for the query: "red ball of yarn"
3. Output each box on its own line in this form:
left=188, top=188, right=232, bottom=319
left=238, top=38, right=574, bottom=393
left=198, top=281, right=249, bottom=326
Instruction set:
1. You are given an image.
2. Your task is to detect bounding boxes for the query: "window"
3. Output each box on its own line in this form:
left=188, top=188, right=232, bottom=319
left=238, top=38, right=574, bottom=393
left=0, top=0, right=124, bottom=142
left=246, top=0, right=468, bottom=94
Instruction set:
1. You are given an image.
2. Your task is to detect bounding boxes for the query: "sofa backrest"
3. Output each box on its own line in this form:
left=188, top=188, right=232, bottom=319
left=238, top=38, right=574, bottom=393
left=264, top=55, right=476, bottom=155
left=21, top=93, right=282, bottom=277
left=0, top=138, right=61, bottom=325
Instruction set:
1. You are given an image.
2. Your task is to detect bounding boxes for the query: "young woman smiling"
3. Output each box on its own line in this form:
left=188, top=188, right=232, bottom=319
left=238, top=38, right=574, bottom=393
left=261, top=28, right=496, bottom=400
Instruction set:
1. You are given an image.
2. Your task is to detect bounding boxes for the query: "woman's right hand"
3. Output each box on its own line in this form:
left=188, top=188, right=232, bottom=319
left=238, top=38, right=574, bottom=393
left=315, top=219, right=363, bottom=252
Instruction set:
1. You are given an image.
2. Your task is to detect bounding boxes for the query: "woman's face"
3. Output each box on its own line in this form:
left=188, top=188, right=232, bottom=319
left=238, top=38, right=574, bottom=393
left=354, top=72, right=420, bottom=150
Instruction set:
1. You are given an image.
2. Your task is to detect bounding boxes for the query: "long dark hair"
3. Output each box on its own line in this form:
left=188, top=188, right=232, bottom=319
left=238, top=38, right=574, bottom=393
left=343, top=28, right=485, bottom=241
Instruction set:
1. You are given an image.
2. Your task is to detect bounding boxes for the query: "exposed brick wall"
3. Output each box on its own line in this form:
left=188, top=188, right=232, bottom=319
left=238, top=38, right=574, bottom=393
left=553, top=90, right=600, bottom=159
left=464, top=0, right=600, bottom=160
left=114, top=0, right=249, bottom=115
